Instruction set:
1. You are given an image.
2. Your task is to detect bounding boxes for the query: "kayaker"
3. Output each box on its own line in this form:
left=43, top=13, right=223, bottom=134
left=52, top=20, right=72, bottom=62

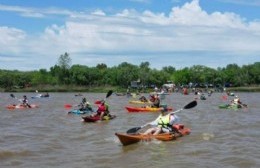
left=78, top=97, right=93, bottom=111
left=78, top=97, right=85, bottom=109
left=22, top=95, right=31, bottom=108
left=139, top=95, right=148, bottom=102
left=85, top=102, right=94, bottom=112
left=143, top=108, right=180, bottom=135
left=183, top=87, right=188, bottom=95
left=230, top=95, right=243, bottom=107
left=92, top=100, right=110, bottom=119
left=151, top=94, right=160, bottom=108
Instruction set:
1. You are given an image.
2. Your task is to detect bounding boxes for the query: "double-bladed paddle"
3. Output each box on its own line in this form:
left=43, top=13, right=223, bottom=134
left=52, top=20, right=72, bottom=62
left=126, top=100, right=197, bottom=134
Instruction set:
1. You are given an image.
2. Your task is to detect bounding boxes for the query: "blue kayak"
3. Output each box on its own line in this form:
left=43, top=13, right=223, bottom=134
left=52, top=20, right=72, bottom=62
left=31, top=94, right=50, bottom=99
left=68, top=109, right=93, bottom=115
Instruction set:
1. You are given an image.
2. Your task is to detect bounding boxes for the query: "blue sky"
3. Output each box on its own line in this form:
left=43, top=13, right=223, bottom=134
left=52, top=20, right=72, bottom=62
left=0, top=0, right=259, bottom=71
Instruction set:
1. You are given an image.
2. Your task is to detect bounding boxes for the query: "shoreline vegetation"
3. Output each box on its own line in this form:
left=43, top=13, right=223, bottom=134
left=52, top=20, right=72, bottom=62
left=1, top=55, right=259, bottom=93
left=1, top=85, right=259, bottom=93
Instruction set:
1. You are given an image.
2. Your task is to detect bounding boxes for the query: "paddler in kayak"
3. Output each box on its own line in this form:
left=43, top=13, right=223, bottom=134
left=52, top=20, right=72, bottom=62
left=78, top=97, right=93, bottom=112
left=230, top=95, right=246, bottom=108
left=139, top=95, right=148, bottom=102
left=22, top=95, right=31, bottom=108
left=143, top=107, right=180, bottom=135
left=150, top=94, right=160, bottom=108
left=91, top=100, right=110, bottom=119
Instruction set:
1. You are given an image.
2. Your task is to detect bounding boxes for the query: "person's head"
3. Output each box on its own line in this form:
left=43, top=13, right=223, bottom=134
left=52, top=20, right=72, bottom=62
left=23, top=95, right=27, bottom=99
left=161, top=107, right=168, bottom=115
left=86, top=102, right=90, bottom=105
left=235, top=95, right=239, bottom=98
left=101, top=100, right=105, bottom=104
left=82, top=97, right=86, bottom=102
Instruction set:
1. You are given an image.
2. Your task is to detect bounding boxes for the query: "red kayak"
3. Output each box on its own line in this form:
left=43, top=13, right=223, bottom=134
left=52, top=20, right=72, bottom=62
left=125, top=106, right=173, bottom=112
left=115, top=124, right=190, bottom=146
left=6, top=104, right=39, bottom=110
left=81, top=115, right=116, bottom=122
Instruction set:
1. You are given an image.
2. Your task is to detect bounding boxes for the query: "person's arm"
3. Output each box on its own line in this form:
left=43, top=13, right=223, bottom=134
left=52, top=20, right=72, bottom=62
left=143, top=116, right=160, bottom=127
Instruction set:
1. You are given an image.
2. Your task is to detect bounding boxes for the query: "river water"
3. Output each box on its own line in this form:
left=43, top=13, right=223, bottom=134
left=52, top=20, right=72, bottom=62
left=0, top=92, right=259, bottom=168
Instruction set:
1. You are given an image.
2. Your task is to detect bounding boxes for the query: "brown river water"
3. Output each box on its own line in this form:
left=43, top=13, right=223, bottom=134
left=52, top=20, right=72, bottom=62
left=0, top=92, right=259, bottom=168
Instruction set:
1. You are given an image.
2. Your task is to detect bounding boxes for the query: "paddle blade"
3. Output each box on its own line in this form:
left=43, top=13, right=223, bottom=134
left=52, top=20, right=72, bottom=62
left=183, top=100, right=197, bottom=109
left=106, top=90, right=113, bottom=98
left=10, top=94, right=15, bottom=98
left=64, top=104, right=72, bottom=108
left=126, top=127, right=142, bottom=134
left=221, top=95, right=228, bottom=100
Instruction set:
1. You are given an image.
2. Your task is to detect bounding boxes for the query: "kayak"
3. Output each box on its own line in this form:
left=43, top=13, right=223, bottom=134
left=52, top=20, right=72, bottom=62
left=81, top=115, right=116, bottom=122
left=6, top=104, right=39, bottom=110
left=128, top=100, right=152, bottom=104
left=125, top=106, right=173, bottom=112
left=115, top=124, right=190, bottom=146
left=31, top=94, right=49, bottom=99
left=68, top=109, right=93, bottom=115
left=219, top=104, right=247, bottom=110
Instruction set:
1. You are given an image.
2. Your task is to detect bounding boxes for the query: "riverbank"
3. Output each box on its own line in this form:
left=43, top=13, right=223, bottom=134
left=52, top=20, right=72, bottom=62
left=1, top=85, right=259, bottom=93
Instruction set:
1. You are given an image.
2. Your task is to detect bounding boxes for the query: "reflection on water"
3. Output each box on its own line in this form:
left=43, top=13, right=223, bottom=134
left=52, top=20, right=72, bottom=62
left=0, top=92, right=259, bottom=168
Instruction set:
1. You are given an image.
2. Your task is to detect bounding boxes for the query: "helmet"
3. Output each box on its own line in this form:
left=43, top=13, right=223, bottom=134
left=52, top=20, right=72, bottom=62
left=23, top=95, right=27, bottom=98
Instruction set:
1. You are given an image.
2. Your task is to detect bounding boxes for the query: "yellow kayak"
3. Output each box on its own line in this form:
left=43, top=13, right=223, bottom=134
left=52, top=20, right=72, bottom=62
left=128, top=100, right=152, bottom=104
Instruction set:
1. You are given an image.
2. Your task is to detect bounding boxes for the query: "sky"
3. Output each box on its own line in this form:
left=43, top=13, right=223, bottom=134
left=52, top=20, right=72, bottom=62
left=0, top=0, right=259, bottom=71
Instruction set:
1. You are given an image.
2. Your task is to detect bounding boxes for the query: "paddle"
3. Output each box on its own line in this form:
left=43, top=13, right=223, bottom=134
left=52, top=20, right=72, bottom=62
left=126, top=100, right=197, bottom=134
left=105, top=90, right=113, bottom=99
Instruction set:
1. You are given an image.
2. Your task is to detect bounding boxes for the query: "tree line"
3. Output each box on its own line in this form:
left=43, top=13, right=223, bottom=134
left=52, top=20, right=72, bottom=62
left=0, top=52, right=259, bottom=91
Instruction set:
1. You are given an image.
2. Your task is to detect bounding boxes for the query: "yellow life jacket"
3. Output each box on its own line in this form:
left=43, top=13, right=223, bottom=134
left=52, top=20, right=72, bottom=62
left=157, top=114, right=171, bottom=128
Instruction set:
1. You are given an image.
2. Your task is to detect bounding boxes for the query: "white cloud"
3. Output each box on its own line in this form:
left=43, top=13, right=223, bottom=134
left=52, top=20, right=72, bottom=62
left=0, top=0, right=260, bottom=71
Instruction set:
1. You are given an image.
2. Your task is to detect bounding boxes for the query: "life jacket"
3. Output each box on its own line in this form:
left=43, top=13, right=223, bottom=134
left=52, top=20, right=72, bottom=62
left=97, top=103, right=109, bottom=115
left=157, top=114, right=172, bottom=129
left=97, top=104, right=106, bottom=112
left=157, top=114, right=180, bottom=132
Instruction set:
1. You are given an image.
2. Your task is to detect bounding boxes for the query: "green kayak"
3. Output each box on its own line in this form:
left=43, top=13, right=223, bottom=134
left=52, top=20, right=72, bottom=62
left=218, top=104, right=247, bottom=110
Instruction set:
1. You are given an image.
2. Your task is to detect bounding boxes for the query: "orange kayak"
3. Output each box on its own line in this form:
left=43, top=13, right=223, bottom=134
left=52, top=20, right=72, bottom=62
left=115, top=124, right=190, bottom=146
left=125, top=106, right=173, bottom=112
left=6, top=104, right=39, bottom=110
